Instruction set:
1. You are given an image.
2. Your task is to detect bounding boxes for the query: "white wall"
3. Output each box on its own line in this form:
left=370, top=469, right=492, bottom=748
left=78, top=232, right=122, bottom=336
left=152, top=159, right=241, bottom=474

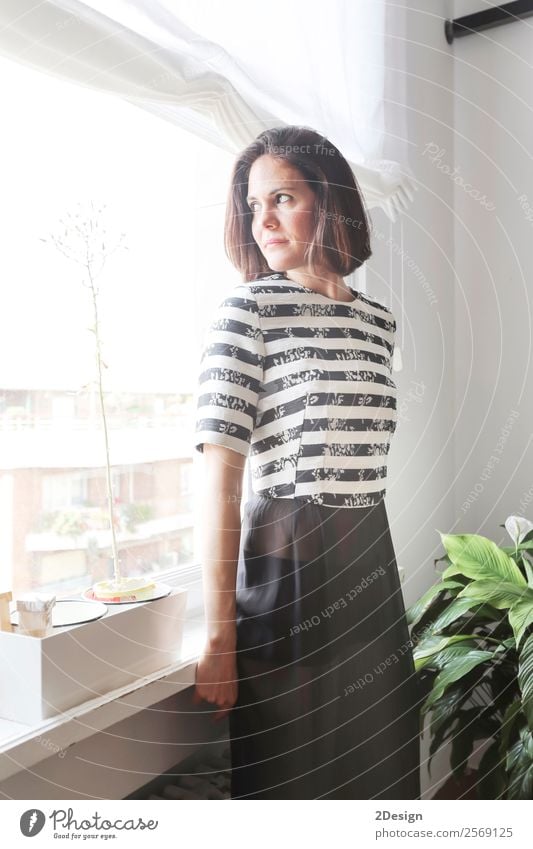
left=349, top=1, right=456, bottom=796
left=373, top=0, right=533, bottom=800
left=452, top=0, right=533, bottom=542
left=369, top=0, right=456, bottom=619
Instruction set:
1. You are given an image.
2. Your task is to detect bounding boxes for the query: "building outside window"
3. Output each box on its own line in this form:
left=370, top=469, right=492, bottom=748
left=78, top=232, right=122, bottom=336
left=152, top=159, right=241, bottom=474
left=0, top=56, right=236, bottom=598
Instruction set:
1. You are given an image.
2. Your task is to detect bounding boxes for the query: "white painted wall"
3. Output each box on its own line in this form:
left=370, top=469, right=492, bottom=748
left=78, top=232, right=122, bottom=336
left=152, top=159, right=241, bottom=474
left=452, top=0, right=533, bottom=542
left=371, top=0, right=533, bottom=800
left=373, top=0, right=456, bottom=800
left=370, top=0, right=456, bottom=616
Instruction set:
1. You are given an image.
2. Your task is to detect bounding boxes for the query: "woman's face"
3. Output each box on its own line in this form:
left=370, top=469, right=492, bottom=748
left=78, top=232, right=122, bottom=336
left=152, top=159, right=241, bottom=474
left=246, top=155, right=317, bottom=274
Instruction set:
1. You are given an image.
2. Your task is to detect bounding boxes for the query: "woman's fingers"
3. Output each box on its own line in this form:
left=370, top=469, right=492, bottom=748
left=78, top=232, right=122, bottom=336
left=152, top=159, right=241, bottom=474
left=192, top=653, right=238, bottom=715
left=192, top=685, right=235, bottom=720
left=193, top=685, right=232, bottom=706
left=212, top=703, right=234, bottom=722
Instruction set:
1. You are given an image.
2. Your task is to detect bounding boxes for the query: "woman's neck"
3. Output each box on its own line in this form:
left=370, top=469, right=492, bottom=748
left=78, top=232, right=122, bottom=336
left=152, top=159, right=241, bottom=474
left=283, top=267, right=353, bottom=301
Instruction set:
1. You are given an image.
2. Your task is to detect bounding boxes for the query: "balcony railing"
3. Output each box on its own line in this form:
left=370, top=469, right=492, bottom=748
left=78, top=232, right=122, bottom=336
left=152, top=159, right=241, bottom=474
left=0, top=419, right=196, bottom=468
left=0, top=413, right=192, bottom=432
left=26, top=511, right=194, bottom=552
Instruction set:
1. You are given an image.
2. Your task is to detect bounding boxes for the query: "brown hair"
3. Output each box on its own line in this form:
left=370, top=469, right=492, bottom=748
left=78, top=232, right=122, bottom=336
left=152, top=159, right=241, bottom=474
left=224, top=125, right=373, bottom=282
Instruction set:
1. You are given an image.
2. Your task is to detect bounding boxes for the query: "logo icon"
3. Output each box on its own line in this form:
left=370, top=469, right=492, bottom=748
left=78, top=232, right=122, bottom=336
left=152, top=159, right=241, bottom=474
left=20, top=810, right=46, bottom=837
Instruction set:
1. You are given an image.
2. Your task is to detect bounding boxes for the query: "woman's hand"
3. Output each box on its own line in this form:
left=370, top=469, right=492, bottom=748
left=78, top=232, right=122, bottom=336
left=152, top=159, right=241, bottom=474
left=193, top=644, right=238, bottom=722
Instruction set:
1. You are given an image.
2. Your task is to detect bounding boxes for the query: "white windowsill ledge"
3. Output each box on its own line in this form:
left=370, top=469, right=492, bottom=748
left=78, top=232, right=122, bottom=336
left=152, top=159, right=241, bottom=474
left=0, top=614, right=206, bottom=784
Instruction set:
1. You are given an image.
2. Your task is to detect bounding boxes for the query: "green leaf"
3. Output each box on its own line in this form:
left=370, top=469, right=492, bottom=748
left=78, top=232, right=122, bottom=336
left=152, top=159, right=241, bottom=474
left=441, top=562, right=462, bottom=580
left=457, top=580, right=533, bottom=609
left=427, top=669, right=493, bottom=772
left=522, top=554, right=533, bottom=589
left=428, top=693, right=468, bottom=773
left=513, top=725, right=533, bottom=758
left=505, top=737, right=521, bottom=774
left=406, top=580, right=464, bottom=627
left=507, top=732, right=533, bottom=800
left=413, top=633, right=479, bottom=664
left=415, top=642, right=479, bottom=672
left=498, top=701, right=523, bottom=760
left=429, top=714, right=458, bottom=771
left=514, top=764, right=533, bottom=799
left=509, top=601, right=533, bottom=648
left=429, top=597, right=487, bottom=633
left=523, top=725, right=533, bottom=760
left=439, top=533, right=527, bottom=586
left=518, top=634, right=533, bottom=732
left=506, top=725, right=532, bottom=774
left=429, top=683, right=471, bottom=739
left=423, top=649, right=495, bottom=712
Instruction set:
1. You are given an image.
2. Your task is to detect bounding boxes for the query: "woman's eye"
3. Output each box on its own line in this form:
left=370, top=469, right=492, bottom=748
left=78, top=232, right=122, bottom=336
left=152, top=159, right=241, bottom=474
left=248, top=194, right=291, bottom=213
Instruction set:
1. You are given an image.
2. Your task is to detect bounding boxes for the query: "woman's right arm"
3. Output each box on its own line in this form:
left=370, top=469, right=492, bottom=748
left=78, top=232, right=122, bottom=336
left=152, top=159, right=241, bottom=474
left=193, top=443, right=246, bottom=720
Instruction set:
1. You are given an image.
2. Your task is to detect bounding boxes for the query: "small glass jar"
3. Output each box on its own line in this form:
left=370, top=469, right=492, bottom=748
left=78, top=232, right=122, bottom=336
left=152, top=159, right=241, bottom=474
left=16, top=593, right=56, bottom=637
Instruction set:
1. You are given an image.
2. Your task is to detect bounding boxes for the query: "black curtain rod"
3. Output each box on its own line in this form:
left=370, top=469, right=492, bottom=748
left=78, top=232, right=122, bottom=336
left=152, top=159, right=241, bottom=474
left=445, top=0, right=533, bottom=43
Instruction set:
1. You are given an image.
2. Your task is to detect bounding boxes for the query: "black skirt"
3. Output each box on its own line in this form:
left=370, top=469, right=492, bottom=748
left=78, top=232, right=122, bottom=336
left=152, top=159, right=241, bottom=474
left=229, top=494, right=421, bottom=800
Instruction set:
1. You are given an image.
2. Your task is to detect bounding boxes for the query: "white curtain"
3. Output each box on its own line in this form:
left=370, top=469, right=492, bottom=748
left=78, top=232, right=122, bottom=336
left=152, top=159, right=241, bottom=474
left=0, top=0, right=415, bottom=220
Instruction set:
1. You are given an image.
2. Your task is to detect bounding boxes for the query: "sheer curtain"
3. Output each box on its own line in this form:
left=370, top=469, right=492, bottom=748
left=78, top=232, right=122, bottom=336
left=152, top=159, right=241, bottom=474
left=0, top=0, right=415, bottom=220
left=0, top=0, right=413, bottom=581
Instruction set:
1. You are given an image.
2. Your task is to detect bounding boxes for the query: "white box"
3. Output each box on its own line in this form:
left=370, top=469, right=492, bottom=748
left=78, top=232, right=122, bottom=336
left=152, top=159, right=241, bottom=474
left=0, top=588, right=188, bottom=725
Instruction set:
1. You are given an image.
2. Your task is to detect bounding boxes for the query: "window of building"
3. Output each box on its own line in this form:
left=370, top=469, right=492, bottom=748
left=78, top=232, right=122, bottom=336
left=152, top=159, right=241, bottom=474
left=0, top=56, right=237, bottom=597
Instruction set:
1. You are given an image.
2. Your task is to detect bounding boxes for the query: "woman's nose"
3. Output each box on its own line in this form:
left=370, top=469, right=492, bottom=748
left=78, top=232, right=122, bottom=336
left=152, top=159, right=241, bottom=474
left=257, top=204, right=279, bottom=229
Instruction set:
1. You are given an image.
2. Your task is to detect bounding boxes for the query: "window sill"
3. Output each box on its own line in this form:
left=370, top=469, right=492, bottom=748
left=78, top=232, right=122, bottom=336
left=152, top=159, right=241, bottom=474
left=0, top=613, right=206, bottom=783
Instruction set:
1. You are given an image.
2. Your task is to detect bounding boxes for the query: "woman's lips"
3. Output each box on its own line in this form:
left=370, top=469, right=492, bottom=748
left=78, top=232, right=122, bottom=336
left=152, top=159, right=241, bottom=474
left=265, top=240, right=288, bottom=247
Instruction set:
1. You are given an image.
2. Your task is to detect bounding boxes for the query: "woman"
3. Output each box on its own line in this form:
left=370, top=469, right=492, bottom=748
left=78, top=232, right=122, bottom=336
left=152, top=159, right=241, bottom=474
left=193, top=125, right=421, bottom=800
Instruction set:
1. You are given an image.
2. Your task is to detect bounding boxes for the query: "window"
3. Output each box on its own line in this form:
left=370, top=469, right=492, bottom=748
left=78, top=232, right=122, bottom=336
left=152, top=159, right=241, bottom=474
left=0, top=56, right=237, bottom=597
left=42, top=472, right=88, bottom=511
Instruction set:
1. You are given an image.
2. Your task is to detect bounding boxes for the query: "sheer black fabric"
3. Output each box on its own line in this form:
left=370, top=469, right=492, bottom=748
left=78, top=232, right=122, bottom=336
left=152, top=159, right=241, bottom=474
left=229, top=494, right=421, bottom=799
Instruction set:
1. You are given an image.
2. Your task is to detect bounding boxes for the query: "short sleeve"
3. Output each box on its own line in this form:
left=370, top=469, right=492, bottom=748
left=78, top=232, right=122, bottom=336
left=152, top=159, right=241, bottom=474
left=386, top=309, right=396, bottom=375
left=193, top=286, right=265, bottom=457
left=390, top=318, right=396, bottom=375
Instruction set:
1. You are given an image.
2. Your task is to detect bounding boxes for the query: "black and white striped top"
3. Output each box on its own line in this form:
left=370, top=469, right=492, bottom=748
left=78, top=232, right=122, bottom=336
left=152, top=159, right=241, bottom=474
left=193, top=273, right=397, bottom=508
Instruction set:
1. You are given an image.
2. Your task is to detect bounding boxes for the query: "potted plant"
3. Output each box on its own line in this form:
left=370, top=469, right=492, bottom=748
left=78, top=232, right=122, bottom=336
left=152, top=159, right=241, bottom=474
left=407, top=515, right=533, bottom=799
